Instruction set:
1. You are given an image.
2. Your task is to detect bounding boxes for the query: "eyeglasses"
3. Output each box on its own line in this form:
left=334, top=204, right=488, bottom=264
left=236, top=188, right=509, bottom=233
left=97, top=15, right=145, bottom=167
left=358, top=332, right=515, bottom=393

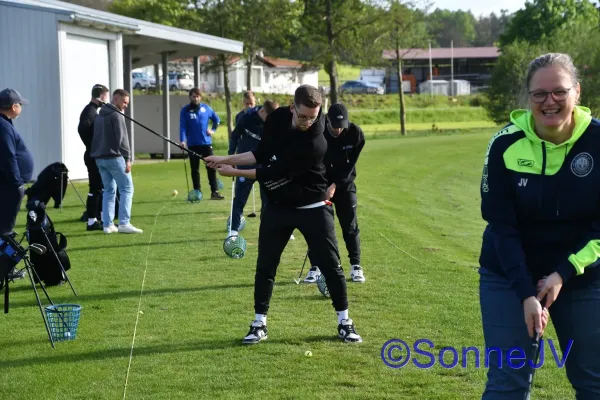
left=293, top=104, right=318, bottom=123
left=528, top=87, right=573, bottom=103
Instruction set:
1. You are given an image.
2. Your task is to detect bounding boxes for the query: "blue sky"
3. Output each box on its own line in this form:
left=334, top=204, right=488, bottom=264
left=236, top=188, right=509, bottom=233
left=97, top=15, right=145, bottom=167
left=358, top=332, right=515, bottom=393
left=428, top=0, right=527, bottom=17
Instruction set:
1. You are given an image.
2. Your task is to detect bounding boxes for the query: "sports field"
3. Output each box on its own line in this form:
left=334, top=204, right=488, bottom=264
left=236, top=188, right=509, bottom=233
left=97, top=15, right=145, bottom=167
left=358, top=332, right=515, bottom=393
left=0, top=131, right=574, bottom=399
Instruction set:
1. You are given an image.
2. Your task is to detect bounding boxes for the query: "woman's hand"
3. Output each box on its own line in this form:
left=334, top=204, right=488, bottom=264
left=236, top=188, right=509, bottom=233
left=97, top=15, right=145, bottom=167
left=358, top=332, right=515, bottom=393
left=204, top=155, right=228, bottom=169
left=523, top=296, right=549, bottom=338
left=215, top=164, right=237, bottom=177
left=536, top=272, right=563, bottom=309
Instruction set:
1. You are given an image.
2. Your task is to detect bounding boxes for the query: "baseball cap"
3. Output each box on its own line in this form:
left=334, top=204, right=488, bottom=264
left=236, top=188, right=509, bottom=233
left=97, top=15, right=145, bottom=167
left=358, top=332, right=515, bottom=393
left=0, top=88, right=29, bottom=107
left=328, top=103, right=349, bottom=129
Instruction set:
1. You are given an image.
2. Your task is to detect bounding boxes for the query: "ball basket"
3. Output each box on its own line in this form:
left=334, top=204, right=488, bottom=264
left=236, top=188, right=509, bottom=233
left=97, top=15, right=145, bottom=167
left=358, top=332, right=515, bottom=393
left=44, top=303, right=82, bottom=342
left=316, top=274, right=330, bottom=298
left=223, top=235, right=247, bottom=259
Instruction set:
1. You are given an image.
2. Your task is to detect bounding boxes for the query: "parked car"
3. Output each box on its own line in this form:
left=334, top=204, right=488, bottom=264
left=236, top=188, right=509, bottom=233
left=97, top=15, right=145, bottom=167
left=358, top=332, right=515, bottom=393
left=169, top=72, right=194, bottom=91
left=132, top=72, right=154, bottom=90
left=339, top=80, right=384, bottom=94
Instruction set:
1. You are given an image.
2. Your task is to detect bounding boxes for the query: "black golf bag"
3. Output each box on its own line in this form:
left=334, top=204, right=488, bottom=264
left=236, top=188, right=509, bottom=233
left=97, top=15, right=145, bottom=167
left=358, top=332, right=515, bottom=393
left=25, top=162, right=69, bottom=209
left=25, top=201, right=71, bottom=286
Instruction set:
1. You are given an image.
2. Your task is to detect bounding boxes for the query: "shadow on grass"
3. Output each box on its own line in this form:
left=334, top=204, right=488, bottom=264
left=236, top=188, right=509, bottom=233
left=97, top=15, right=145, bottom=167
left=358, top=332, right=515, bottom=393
left=67, top=238, right=223, bottom=252
left=6, top=280, right=298, bottom=309
left=0, top=331, right=342, bottom=368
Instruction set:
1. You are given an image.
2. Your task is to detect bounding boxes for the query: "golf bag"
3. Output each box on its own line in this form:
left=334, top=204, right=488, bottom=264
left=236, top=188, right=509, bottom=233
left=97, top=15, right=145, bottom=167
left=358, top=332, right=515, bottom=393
left=0, top=233, right=26, bottom=291
left=25, top=201, right=71, bottom=286
left=25, top=162, right=69, bottom=209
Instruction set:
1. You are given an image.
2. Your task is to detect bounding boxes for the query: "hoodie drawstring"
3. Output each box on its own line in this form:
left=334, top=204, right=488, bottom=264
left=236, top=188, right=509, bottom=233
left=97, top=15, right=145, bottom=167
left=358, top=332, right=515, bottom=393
left=538, top=142, right=547, bottom=210
left=556, top=144, right=568, bottom=216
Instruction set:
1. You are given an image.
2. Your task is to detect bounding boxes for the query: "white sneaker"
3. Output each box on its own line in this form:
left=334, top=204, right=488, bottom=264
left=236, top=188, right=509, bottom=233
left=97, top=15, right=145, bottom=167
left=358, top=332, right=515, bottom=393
left=351, top=265, right=366, bottom=283
left=303, top=266, right=321, bottom=283
left=289, top=234, right=295, bottom=240
left=103, top=224, right=118, bottom=234
left=118, top=224, right=143, bottom=234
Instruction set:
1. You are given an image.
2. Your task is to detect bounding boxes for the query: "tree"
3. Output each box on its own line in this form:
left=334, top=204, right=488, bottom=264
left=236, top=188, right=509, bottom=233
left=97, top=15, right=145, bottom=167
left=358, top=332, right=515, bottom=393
left=299, top=0, right=385, bottom=104
left=473, top=11, right=511, bottom=46
left=382, top=2, right=430, bottom=135
left=498, top=0, right=600, bottom=49
left=109, top=0, right=200, bottom=28
left=425, top=9, right=477, bottom=47
left=238, top=0, right=301, bottom=91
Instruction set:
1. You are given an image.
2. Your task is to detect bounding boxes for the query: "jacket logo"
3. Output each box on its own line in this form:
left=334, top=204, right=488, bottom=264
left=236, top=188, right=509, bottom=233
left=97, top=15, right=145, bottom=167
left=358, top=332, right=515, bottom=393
left=518, top=178, right=528, bottom=187
left=517, top=159, right=535, bottom=167
left=571, top=152, right=594, bottom=177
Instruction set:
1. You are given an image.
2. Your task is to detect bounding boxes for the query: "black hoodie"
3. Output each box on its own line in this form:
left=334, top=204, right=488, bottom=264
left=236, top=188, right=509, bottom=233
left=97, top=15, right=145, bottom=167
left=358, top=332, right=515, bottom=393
left=252, top=106, right=328, bottom=207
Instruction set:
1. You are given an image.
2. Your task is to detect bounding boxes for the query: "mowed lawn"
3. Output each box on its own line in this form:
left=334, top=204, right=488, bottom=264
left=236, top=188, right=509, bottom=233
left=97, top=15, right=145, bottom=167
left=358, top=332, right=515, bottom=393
left=0, top=132, right=574, bottom=399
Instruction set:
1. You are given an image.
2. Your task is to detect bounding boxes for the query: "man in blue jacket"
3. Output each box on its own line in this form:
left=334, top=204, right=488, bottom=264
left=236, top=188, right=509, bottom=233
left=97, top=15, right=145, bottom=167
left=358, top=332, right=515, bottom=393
left=180, top=88, right=224, bottom=200
left=228, top=100, right=279, bottom=234
left=0, top=88, right=34, bottom=281
left=235, top=91, right=256, bottom=126
left=0, top=89, right=33, bottom=237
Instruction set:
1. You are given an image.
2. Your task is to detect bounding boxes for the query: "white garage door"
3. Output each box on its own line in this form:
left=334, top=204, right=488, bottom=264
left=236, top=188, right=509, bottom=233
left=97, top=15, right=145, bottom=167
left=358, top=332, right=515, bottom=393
left=62, top=34, right=110, bottom=180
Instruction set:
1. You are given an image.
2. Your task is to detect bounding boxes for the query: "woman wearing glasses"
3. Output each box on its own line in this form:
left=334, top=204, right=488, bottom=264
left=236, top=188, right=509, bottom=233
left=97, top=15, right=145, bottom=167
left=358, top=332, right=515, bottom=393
left=478, top=52, right=600, bottom=398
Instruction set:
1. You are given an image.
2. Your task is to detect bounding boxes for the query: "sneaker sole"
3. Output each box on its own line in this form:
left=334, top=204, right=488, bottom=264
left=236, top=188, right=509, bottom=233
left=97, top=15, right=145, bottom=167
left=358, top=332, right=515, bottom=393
left=243, top=335, right=267, bottom=345
left=338, top=334, right=363, bottom=343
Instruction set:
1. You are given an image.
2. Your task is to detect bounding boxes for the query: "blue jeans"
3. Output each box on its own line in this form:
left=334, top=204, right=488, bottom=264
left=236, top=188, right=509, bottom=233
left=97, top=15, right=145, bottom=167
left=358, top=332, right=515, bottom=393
left=231, top=176, right=266, bottom=231
left=95, top=157, right=134, bottom=227
left=479, top=266, right=600, bottom=399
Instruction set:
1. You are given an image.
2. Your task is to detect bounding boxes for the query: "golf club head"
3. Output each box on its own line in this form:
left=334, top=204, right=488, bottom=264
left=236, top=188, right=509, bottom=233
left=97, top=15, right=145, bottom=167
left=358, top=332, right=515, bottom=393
left=293, top=278, right=301, bottom=284
left=247, top=213, right=257, bottom=218
left=29, top=243, right=47, bottom=255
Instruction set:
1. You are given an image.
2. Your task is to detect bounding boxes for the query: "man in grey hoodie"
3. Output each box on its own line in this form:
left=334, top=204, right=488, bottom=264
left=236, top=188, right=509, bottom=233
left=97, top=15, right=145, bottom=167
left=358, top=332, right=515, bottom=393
left=91, top=89, right=143, bottom=234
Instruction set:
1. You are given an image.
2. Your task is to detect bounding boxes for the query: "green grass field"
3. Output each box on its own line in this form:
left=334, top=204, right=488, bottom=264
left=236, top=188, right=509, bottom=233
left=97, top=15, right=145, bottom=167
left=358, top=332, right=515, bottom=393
left=1, top=131, right=574, bottom=399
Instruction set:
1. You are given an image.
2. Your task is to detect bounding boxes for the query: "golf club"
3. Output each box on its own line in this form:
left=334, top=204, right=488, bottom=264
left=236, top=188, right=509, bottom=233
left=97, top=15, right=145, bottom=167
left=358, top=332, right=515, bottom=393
left=293, top=250, right=309, bottom=284
left=99, top=101, right=205, bottom=161
left=182, top=149, right=193, bottom=202
left=248, top=185, right=257, bottom=218
left=524, top=296, right=547, bottom=400
left=66, top=175, right=87, bottom=208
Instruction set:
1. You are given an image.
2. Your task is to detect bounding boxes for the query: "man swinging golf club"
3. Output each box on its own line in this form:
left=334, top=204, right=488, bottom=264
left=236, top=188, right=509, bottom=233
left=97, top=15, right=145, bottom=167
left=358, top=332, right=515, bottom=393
left=227, top=100, right=279, bottom=235
left=206, top=85, right=362, bottom=345
left=304, top=103, right=366, bottom=284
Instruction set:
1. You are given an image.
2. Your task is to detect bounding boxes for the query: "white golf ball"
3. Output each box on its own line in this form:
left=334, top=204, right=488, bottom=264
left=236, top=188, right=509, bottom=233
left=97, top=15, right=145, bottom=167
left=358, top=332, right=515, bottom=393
left=172, top=190, right=178, bottom=196
left=65, top=332, right=71, bottom=338
left=305, top=350, right=312, bottom=357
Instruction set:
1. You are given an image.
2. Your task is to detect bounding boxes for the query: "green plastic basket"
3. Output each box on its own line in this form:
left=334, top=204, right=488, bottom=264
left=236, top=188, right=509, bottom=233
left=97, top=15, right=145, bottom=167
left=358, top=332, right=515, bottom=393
left=316, top=274, right=330, bottom=298
left=223, top=235, right=247, bottom=259
left=45, top=304, right=82, bottom=342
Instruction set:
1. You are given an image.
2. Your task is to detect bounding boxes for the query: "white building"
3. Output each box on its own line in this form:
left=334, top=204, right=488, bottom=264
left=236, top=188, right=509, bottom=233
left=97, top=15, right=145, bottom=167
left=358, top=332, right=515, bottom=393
left=169, top=54, right=320, bottom=94
left=0, top=0, right=243, bottom=180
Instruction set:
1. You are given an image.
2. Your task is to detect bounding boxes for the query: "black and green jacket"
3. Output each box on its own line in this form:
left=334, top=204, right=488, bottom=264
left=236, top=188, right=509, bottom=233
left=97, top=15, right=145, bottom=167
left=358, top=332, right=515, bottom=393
left=480, top=105, right=600, bottom=301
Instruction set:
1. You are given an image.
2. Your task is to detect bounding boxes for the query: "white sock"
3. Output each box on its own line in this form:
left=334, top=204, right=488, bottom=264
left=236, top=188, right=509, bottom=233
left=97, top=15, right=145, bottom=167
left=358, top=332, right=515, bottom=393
left=255, top=314, right=267, bottom=325
left=337, top=309, right=349, bottom=324
left=230, top=230, right=238, bottom=236
left=88, top=218, right=97, bottom=226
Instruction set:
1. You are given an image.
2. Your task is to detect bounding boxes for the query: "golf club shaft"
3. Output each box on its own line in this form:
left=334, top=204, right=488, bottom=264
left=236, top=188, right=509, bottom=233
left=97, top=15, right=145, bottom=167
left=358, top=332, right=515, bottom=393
left=229, top=178, right=235, bottom=236
left=296, top=250, right=309, bottom=282
left=100, top=101, right=204, bottom=160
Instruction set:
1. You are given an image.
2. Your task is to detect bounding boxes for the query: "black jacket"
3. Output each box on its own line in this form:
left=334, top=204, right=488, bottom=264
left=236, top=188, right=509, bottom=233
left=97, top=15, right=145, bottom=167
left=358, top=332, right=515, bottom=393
left=78, top=102, right=101, bottom=153
left=229, top=107, right=265, bottom=165
left=323, top=118, right=365, bottom=188
left=252, top=106, right=328, bottom=207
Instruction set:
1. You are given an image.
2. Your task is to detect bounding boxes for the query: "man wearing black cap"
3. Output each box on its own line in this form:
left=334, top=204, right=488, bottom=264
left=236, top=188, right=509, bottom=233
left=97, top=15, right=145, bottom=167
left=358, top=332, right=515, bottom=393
left=78, top=84, right=112, bottom=231
left=205, top=85, right=362, bottom=345
left=0, top=89, right=34, bottom=281
left=303, top=103, right=366, bottom=284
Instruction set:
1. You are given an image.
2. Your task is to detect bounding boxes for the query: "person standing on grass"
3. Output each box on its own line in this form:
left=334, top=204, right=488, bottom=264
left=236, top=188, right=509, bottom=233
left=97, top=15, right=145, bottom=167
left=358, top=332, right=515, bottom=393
left=478, top=52, right=600, bottom=398
left=180, top=88, right=224, bottom=200
left=303, top=103, right=366, bottom=284
left=0, top=88, right=33, bottom=281
left=91, top=89, right=143, bottom=234
left=227, top=100, right=279, bottom=234
left=235, top=90, right=256, bottom=126
left=205, top=84, right=362, bottom=345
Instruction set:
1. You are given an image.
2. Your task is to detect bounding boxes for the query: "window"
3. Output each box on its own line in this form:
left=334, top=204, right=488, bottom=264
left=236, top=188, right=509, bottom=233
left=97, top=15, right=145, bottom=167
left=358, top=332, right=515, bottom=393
left=218, top=71, right=223, bottom=86
left=252, top=68, right=261, bottom=88
left=264, top=71, right=270, bottom=84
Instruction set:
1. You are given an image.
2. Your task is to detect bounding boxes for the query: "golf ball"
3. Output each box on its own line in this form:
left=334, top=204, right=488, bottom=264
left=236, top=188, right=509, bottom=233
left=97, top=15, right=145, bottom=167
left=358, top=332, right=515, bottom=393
left=172, top=190, right=178, bottom=196
left=64, top=332, right=71, bottom=338
left=305, top=350, right=312, bottom=357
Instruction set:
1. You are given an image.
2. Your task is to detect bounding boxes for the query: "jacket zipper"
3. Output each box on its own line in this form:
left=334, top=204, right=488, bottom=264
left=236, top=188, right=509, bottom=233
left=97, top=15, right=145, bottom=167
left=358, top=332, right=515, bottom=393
left=539, top=142, right=547, bottom=211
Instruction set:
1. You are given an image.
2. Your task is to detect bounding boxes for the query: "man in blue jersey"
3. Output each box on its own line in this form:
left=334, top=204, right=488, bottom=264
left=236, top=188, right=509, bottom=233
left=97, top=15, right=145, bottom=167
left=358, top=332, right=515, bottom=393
left=180, top=88, right=224, bottom=200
